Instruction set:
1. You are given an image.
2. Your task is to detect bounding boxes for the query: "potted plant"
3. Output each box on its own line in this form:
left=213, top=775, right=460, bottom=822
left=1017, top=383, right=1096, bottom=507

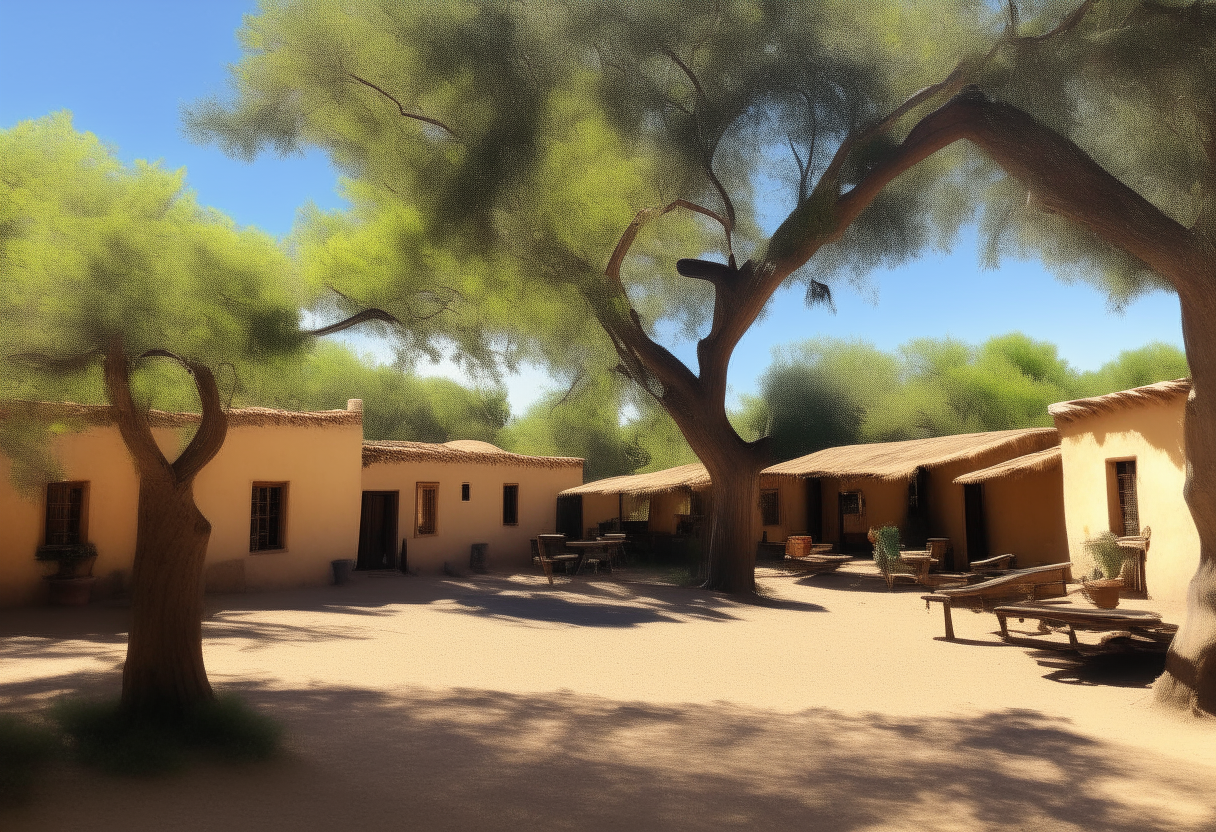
left=35, top=542, right=99, bottom=605
left=1081, top=532, right=1126, bottom=609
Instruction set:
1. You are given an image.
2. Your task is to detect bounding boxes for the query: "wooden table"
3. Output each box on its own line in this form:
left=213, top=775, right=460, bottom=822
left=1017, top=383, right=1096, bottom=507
left=992, top=600, right=1177, bottom=655
left=564, top=540, right=620, bottom=573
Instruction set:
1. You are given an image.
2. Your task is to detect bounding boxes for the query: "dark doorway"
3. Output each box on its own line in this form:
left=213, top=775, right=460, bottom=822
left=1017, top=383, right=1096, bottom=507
left=963, top=483, right=988, bottom=565
left=805, top=478, right=822, bottom=541
left=556, top=494, right=583, bottom=540
left=357, top=491, right=399, bottom=570
left=838, top=491, right=866, bottom=553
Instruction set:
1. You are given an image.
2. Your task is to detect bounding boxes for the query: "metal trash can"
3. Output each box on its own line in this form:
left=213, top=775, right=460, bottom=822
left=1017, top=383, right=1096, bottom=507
left=331, top=558, right=355, bottom=585
left=470, top=543, right=489, bottom=574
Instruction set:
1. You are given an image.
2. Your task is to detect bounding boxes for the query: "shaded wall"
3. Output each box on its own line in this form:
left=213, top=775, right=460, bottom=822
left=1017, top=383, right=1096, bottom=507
left=980, top=468, right=1068, bottom=567
left=361, top=460, right=582, bottom=573
left=1055, top=398, right=1196, bottom=612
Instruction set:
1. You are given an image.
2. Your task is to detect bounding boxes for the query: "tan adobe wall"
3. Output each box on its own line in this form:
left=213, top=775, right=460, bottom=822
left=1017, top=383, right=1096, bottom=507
left=1055, top=398, right=1196, bottom=613
left=818, top=476, right=908, bottom=549
left=581, top=492, right=621, bottom=532
left=981, top=468, right=1068, bottom=567
left=0, top=419, right=363, bottom=607
left=360, top=460, right=583, bottom=573
left=752, top=478, right=809, bottom=543
left=192, top=422, right=362, bottom=593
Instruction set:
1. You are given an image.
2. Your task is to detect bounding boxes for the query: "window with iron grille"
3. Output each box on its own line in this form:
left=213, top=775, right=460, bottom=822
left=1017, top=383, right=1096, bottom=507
left=1115, top=460, right=1140, bottom=536
left=461, top=483, right=470, bottom=501
left=250, top=483, right=286, bottom=551
left=45, top=482, right=86, bottom=545
left=759, top=489, right=780, bottom=526
left=840, top=492, right=861, bottom=515
left=502, top=483, right=519, bottom=526
left=416, top=482, right=439, bottom=536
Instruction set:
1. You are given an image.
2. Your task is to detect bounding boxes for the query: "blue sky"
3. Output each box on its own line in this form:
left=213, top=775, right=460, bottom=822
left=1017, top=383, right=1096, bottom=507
left=0, top=0, right=1186, bottom=415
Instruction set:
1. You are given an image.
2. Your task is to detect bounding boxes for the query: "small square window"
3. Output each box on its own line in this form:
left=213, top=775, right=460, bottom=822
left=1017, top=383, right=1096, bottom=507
left=250, top=483, right=287, bottom=551
left=502, top=484, right=519, bottom=526
left=461, top=483, right=470, bottom=501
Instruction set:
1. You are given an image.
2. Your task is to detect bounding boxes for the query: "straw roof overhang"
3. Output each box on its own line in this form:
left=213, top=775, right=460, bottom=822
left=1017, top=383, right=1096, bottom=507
left=1048, top=378, right=1191, bottom=424
left=560, top=463, right=711, bottom=498
left=0, top=400, right=362, bottom=428
left=953, top=446, right=1062, bottom=485
left=362, top=439, right=583, bottom=470
left=760, top=427, right=1060, bottom=482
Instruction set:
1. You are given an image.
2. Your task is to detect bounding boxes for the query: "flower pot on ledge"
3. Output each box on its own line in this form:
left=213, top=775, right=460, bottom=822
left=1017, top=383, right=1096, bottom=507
left=45, top=576, right=96, bottom=606
left=1081, top=578, right=1124, bottom=610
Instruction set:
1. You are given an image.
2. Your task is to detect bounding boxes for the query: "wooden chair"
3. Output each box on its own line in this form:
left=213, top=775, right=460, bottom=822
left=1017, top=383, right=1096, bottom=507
left=535, top=534, right=579, bottom=586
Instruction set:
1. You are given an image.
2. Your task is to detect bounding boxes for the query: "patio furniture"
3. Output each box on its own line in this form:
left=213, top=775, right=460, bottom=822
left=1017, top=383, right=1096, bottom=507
left=921, top=561, right=1073, bottom=639
left=565, top=539, right=620, bottom=574
left=969, top=553, right=1016, bottom=575
left=992, top=600, right=1177, bottom=655
left=783, top=553, right=851, bottom=575
left=1116, top=526, right=1151, bottom=595
left=535, top=534, right=579, bottom=585
left=878, top=550, right=939, bottom=589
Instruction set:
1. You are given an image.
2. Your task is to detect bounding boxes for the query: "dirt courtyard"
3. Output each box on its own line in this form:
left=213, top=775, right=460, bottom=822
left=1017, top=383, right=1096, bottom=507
left=2, top=564, right=1215, bottom=831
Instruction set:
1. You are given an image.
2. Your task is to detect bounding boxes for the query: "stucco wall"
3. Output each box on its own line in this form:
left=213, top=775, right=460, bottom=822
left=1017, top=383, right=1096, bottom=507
left=581, top=492, right=621, bottom=533
left=1055, top=398, right=1197, bottom=612
left=0, top=418, right=363, bottom=606
left=360, top=460, right=583, bottom=573
left=981, top=468, right=1069, bottom=567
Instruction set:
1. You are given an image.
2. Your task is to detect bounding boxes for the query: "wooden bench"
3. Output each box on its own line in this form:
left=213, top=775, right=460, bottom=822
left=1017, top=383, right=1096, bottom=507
left=992, top=601, right=1177, bottom=655
left=921, top=562, right=1073, bottom=639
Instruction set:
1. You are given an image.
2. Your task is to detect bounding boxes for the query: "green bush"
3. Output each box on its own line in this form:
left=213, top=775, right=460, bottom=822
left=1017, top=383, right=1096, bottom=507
left=871, top=525, right=903, bottom=572
left=1082, top=531, right=1127, bottom=580
left=0, top=713, right=60, bottom=806
left=51, top=694, right=283, bottom=776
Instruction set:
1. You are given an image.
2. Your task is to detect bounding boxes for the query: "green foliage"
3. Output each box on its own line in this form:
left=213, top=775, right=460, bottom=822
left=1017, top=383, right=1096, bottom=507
left=1083, top=531, right=1128, bottom=581
left=0, top=713, right=59, bottom=807
left=871, top=525, right=903, bottom=572
left=748, top=332, right=1188, bottom=457
left=237, top=342, right=509, bottom=443
left=51, top=695, right=282, bottom=776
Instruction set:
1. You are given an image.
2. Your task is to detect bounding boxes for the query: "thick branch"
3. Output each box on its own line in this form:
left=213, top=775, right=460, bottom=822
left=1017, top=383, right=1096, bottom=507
left=8, top=349, right=100, bottom=373
left=171, top=362, right=227, bottom=484
left=606, top=199, right=729, bottom=285
left=347, top=73, right=461, bottom=140
left=304, top=307, right=403, bottom=337
left=103, top=337, right=171, bottom=480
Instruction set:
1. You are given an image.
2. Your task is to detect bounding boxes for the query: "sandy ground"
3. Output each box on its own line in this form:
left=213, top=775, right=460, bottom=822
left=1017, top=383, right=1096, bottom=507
left=2, top=562, right=1215, bottom=832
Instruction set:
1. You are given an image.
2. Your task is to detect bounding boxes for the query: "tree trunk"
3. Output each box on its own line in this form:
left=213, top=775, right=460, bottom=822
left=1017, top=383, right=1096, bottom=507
left=1154, top=288, right=1216, bottom=715
left=103, top=339, right=228, bottom=719
left=701, top=451, right=765, bottom=594
left=122, top=476, right=215, bottom=716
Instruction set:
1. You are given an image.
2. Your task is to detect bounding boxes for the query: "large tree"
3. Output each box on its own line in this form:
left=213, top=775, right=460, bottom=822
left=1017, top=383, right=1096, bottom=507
left=188, top=0, right=992, bottom=594
left=0, top=115, right=479, bottom=717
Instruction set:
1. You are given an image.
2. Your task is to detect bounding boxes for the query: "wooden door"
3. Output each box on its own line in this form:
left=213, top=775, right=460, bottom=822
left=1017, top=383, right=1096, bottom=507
left=357, top=491, right=399, bottom=570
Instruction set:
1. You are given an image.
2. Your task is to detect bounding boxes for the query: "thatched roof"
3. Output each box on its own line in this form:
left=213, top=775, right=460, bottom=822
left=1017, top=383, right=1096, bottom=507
left=953, top=446, right=1062, bottom=485
left=0, top=400, right=361, bottom=429
left=761, top=427, right=1060, bottom=482
left=1048, top=378, right=1191, bottom=424
left=560, top=463, right=711, bottom=497
left=362, top=439, right=583, bottom=470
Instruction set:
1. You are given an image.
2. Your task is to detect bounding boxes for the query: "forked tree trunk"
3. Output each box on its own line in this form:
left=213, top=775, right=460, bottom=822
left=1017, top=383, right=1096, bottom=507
left=1155, top=290, right=1216, bottom=715
left=103, top=339, right=227, bottom=719
left=122, top=476, right=215, bottom=716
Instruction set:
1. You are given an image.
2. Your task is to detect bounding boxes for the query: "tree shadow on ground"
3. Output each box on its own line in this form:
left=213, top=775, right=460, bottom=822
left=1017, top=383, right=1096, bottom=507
left=2, top=677, right=1211, bottom=832
left=1034, top=651, right=1169, bottom=689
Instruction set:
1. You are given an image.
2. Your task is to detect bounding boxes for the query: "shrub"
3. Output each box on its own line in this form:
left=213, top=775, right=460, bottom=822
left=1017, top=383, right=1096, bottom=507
left=51, top=694, right=282, bottom=776
left=871, top=525, right=903, bottom=572
left=0, top=713, right=60, bottom=806
left=1082, top=531, right=1127, bottom=580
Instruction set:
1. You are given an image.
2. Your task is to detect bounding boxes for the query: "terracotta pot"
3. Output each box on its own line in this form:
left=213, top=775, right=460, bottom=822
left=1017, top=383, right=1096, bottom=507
left=1081, top=578, right=1124, bottom=610
left=46, top=576, right=96, bottom=606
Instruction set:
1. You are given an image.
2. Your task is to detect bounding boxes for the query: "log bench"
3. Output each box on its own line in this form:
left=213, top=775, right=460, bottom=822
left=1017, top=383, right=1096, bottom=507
left=921, top=562, right=1073, bottom=639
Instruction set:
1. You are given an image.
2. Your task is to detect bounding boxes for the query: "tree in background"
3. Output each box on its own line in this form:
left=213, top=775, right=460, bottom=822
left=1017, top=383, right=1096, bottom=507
left=188, top=0, right=996, bottom=594
left=739, top=333, right=1189, bottom=460
left=888, top=0, right=1216, bottom=715
left=0, top=114, right=304, bottom=717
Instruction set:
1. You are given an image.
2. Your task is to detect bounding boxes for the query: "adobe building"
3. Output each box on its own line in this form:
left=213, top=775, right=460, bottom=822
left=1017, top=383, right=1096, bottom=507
left=1, top=399, right=583, bottom=606
left=360, top=439, right=583, bottom=573
left=1048, top=378, right=1197, bottom=611
left=761, top=428, right=1064, bottom=570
